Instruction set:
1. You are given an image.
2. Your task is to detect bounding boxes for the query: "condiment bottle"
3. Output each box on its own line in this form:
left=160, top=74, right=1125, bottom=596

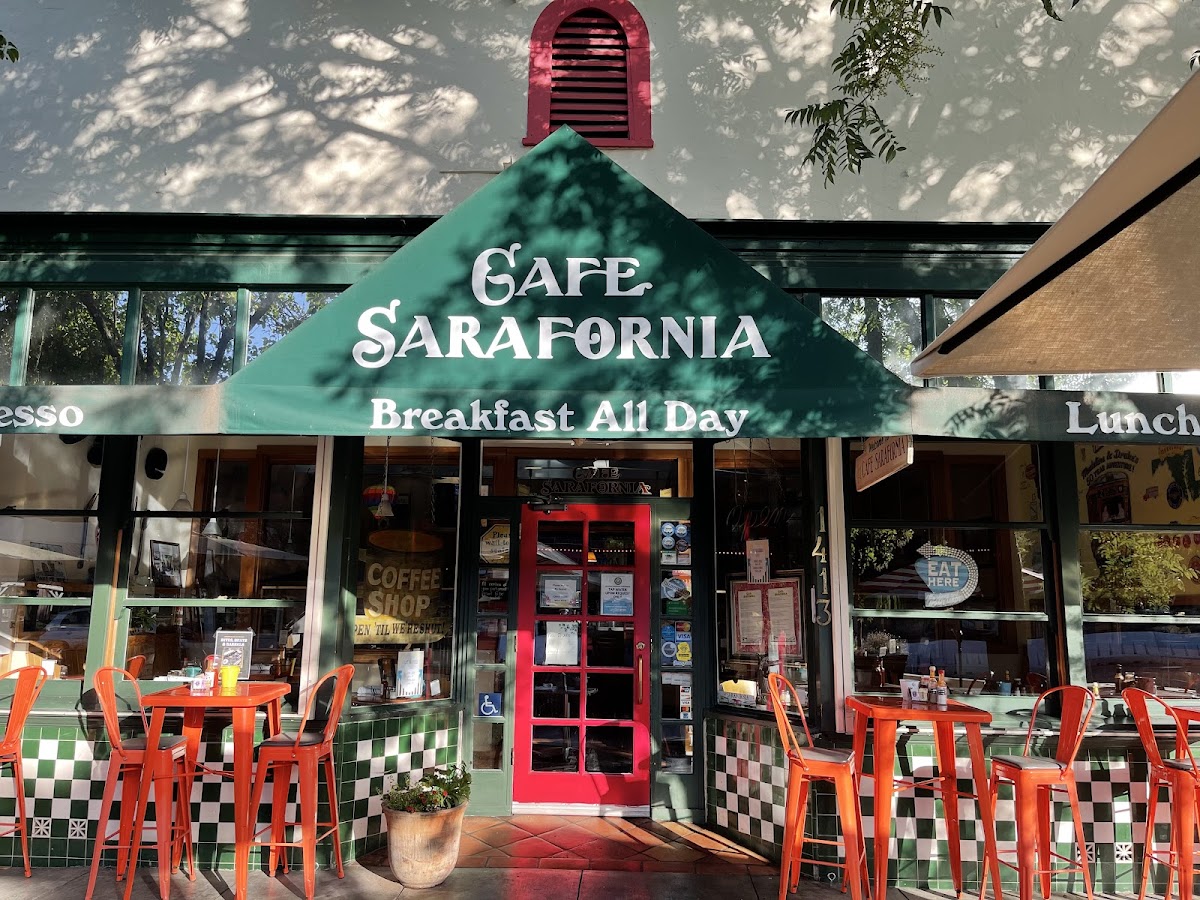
left=935, top=669, right=948, bottom=706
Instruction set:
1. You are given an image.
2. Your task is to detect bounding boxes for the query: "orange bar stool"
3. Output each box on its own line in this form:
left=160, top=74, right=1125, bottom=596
left=1123, top=687, right=1200, bottom=900
left=85, top=666, right=195, bottom=900
left=766, top=673, right=870, bottom=900
left=248, top=664, right=354, bottom=900
left=0, top=666, right=49, bottom=876
left=979, top=685, right=1097, bottom=900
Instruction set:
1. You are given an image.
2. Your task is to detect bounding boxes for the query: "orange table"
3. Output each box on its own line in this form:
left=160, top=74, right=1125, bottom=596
left=847, top=695, right=1002, bottom=900
left=125, top=683, right=289, bottom=900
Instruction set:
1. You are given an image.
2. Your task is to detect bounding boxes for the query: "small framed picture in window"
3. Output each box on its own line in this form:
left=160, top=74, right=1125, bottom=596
left=149, top=540, right=182, bottom=588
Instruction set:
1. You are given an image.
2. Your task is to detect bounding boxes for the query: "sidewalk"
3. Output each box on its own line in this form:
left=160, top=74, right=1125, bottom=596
left=0, top=861, right=790, bottom=899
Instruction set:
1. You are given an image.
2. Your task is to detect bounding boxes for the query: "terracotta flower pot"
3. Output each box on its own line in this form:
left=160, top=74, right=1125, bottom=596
left=382, top=802, right=467, bottom=888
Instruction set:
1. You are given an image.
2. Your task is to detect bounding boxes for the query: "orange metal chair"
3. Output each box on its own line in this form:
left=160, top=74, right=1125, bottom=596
left=1123, top=687, right=1200, bottom=900
left=766, top=673, right=870, bottom=900
left=979, top=685, right=1097, bottom=900
left=85, top=666, right=195, bottom=900
left=249, top=664, right=354, bottom=899
left=125, top=655, right=146, bottom=680
left=0, top=666, right=49, bottom=876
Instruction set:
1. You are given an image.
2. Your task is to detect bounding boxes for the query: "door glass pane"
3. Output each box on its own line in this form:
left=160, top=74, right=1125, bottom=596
left=586, top=673, right=632, bottom=719
left=533, top=672, right=580, bottom=718
left=479, top=520, right=510, bottom=565
left=661, top=724, right=693, bottom=773
left=537, top=570, right=582, bottom=615
left=587, top=622, right=633, bottom=667
left=537, top=521, right=584, bottom=564
left=535, top=620, right=580, bottom=665
left=589, top=521, right=635, bottom=565
left=585, top=725, right=633, bottom=774
left=477, top=617, right=507, bottom=664
left=479, top=567, right=509, bottom=613
left=476, top=670, right=505, bottom=697
left=587, top=570, right=636, bottom=616
left=532, top=725, right=578, bottom=772
left=473, top=722, right=505, bottom=770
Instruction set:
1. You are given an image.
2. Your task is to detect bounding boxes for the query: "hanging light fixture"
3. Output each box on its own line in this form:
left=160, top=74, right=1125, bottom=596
left=376, top=438, right=394, bottom=519
left=202, top=447, right=222, bottom=536
left=285, top=466, right=298, bottom=554
left=171, top=436, right=193, bottom=512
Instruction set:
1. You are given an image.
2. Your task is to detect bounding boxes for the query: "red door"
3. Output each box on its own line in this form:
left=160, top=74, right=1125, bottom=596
left=513, top=503, right=651, bottom=808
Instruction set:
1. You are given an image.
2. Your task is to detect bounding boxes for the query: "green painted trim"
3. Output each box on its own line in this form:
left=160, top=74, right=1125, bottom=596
left=9, top=287, right=33, bottom=385
left=322, top=436, right=364, bottom=673
left=1048, top=441, right=1087, bottom=686
left=121, top=287, right=141, bottom=385
left=850, top=609, right=1048, bottom=622
left=233, top=287, right=250, bottom=372
left=0, top=214, right=1047, bottom=296
left=84, top=436, right=138, bottom=679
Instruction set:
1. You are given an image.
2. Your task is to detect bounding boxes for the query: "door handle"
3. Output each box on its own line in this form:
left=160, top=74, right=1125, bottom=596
left=637, top=655, right=644, bottom=705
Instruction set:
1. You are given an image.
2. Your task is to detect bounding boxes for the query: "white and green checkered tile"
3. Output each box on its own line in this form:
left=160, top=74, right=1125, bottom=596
left=706, top=714, right=1158, bottom=894
left=0, top=710, right=458, bottom=870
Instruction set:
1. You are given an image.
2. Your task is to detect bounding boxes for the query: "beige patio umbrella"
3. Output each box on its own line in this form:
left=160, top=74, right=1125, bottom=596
left=911, top=72, right=1200, bottom=378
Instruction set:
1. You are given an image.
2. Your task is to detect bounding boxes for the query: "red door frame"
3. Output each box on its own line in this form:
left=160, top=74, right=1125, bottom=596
left=513, top=502, right=652, bottom=806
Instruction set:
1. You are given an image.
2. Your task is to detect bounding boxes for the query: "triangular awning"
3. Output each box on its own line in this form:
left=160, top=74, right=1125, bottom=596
left=912, top=72, right=1200, bottom=378
left=222, top=128, right=912, bottom=439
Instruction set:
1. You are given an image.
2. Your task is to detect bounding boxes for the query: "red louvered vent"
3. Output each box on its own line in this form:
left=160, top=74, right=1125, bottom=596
left=549, top=11, right=630, bottom=139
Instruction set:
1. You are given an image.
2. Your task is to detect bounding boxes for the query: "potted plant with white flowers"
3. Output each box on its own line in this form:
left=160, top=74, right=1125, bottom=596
left=380, top=763, right=471, bottom=888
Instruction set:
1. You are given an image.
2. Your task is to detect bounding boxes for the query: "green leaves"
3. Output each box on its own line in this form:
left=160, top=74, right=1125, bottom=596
left=1191, top=48, right=1199, bottom=69
left=0, top=31, right=18, bottom=63
left=786, top=0, right=944, bottom=184
left=787, top=99, right=908, bottom=185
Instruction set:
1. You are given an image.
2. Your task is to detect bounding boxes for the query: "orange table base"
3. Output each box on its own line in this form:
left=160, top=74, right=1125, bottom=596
left=847, top=695, right=1002, bottom=900
left=126, top=682, right=289, bottom=900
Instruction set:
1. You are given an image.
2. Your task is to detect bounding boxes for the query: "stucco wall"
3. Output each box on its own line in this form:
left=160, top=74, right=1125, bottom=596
left=0, top=0, right=1195, bottom=220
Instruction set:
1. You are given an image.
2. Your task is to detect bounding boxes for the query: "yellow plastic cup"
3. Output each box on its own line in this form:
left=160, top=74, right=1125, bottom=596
left=218, top=664, right=240, bottom=693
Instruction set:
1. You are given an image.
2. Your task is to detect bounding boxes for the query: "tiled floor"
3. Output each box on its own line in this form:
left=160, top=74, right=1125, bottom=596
left=453, top=814, right=774, bottom=873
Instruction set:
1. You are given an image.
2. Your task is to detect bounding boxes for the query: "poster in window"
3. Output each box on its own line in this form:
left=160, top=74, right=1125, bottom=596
left=599, top=572, right=634, bottom=616
left=539, top=573, right=581, bottom=610
left=149, top=540, right=182, bottom=588
left=730, top=576, right=803, bottom=657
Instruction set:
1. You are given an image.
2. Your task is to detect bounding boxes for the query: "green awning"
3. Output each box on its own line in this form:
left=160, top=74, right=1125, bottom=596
left=221, top=128, right=910, bottom=439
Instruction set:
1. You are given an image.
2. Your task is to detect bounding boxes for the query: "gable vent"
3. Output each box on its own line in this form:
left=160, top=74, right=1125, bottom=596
left=549, top=10, right=630, bottom=140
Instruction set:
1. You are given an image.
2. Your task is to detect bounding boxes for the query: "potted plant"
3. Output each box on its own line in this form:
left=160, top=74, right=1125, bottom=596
left=380, top=763, right=471, bottom=888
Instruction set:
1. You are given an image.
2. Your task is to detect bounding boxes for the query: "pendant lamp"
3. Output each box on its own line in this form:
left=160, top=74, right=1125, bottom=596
left=202, top=447, right=221, bottom=536
left=376, top=438, right=394, bottom=519
left=171, top=437, right=193, bottom=511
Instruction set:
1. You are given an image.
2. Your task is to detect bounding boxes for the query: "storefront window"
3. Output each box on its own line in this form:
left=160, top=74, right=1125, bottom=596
left=821, top=296, right=922, bottom=384
left=136, top=291, right=237, bottom=385
left=927, top=297, right=1037, bottom=390
left=1077, top=443, right=1200, bottom=696
left=125, top=437, right=316, bottom=685
left=1051, top=372, right=1160, bottom=392
left=714, top=440, right=807, bottom=711
left=848, top=440, right=1050, bottom=696
left=0, top=291, right=19, bottom=384
left=0, top=435, right=103, bottom=678
left=247, top=291, right=339, bottom=360
left=26, top=290, right=127, bottom=385
left=353, top=438, right=460, bottom=703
